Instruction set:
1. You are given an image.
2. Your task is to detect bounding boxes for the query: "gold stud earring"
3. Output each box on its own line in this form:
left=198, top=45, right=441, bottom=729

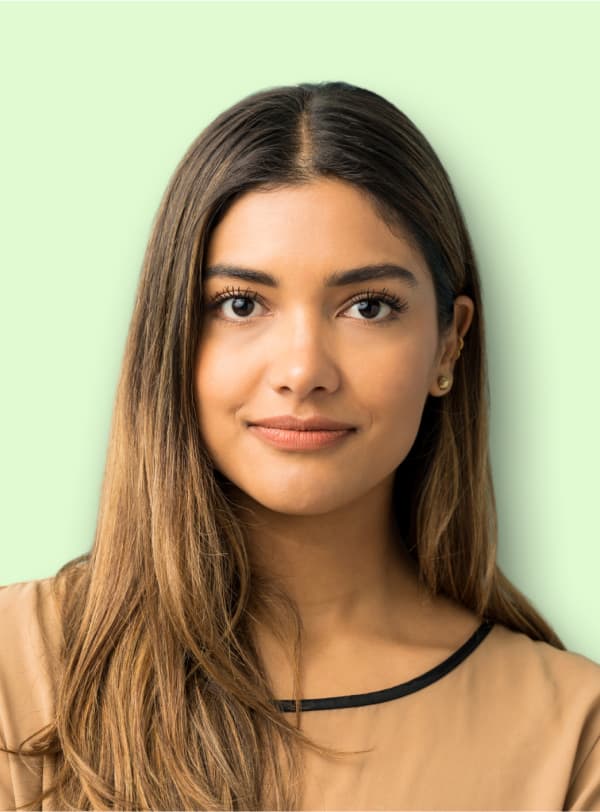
left=438, top=337, right=463, bottom=393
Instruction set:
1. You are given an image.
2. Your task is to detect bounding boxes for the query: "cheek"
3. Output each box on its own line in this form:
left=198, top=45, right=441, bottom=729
left=197, top=349, right=238, bottom=398
left=360, top=348, right=433, bottom=454
left=360, top=341, right=432, bottom=409
left=193, top=343, right=243, bottom=440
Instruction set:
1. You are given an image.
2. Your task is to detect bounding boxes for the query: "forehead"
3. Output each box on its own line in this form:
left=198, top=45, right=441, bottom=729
left=204, top=178, right=429, bottom=282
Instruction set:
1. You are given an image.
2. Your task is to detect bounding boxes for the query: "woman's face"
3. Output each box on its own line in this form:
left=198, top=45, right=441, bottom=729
left=194, top=177, right=471, bottom=516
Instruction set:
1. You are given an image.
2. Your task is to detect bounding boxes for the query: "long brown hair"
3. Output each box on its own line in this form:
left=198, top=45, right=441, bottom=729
left=2, top=80, right=565, bottom=811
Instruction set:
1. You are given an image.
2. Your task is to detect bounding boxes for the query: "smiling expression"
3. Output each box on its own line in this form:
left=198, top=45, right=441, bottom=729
left=194, top=177, right=463, bottom=516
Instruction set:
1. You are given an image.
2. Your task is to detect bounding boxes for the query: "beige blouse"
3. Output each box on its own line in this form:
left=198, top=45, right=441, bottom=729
left=1, top=576, right=600, bottom=811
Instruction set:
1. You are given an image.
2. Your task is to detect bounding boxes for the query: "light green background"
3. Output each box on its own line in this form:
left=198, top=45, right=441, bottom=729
left=1, top=2, right=598, bottom=660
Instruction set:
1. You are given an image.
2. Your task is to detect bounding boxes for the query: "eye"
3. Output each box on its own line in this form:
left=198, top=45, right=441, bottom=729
left=203, top=285, right=409, bottom=324
left=344, top=288, right=409, bottom=322
left=204, top=286, right=267, bottom=321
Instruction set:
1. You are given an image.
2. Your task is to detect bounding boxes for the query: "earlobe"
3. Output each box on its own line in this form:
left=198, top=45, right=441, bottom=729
left=430, top=325, right=467, bottom=397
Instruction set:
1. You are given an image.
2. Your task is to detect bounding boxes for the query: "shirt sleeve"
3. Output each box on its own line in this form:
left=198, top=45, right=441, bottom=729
left=0, top=729, right=16, bottom=812
left=0, top=584, right=17, bottom=811
left=0, top=579, right=58, bottom=811
left=564, top=734, right=600, bottom=810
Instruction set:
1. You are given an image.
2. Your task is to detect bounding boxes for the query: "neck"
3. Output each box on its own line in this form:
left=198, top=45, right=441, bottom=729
left=225, top=473, right=426, bottom=649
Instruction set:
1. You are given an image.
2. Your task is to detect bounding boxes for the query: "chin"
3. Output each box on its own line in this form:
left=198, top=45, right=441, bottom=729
left=241, top=482, right=359, bottom=516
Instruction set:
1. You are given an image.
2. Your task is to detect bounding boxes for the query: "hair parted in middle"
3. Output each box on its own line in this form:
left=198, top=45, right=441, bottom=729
left=1, top=80, right=564, bottom=812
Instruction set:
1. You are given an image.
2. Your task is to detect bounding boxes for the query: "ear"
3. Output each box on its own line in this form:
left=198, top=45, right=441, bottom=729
left=429, top=295, right=475, bottom=397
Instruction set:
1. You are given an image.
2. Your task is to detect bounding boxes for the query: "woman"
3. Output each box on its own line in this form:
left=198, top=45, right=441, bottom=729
left=1, top=80, right=599, bottom=811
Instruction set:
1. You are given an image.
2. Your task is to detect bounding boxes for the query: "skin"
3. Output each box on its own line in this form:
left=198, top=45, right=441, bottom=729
left=194, top=177, right=480, bottom=699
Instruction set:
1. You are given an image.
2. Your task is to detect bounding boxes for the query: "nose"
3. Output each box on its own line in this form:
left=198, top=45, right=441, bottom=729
left=264, top=309, right=342, bottom=398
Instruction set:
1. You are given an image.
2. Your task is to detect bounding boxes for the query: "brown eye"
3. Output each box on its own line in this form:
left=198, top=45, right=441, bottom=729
left=344, top=288, right=409, bottom=322
left=225, top=297, right=258, bottom=318
left=205, top=286, right=266, bottom=321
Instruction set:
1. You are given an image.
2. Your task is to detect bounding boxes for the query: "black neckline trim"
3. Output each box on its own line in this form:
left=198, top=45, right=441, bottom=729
left=273, top=619, right=494, bottom=712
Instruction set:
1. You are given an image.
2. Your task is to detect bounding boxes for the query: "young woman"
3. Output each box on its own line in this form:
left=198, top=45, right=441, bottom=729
left=1, top=81, right=599, bottom=811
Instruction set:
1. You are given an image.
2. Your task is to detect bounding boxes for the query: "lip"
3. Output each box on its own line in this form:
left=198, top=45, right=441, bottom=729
left=246, top=414, right=356, bottom=431
left=248, top=425, right=354, bottom=451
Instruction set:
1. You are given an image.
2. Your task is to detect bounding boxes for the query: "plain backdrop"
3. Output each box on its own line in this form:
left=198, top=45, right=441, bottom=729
left=0, top=1, right=598, bottom=660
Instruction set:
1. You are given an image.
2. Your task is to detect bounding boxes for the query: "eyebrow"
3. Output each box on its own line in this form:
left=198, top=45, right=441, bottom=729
left=203, top=262, right=419, bottom=289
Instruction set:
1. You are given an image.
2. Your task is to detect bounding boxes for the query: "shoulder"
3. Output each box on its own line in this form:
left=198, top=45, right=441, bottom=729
left=470, top=621, right=600, bottom=728
left=478, top=622, right=600, bottom=809
left=428, top=595, right=600, bottom=698
left=0, top=577, right=66, bottom=812
left=0, top=575, right=65, bottom=668
left=0, top=573, right=62, bottom=619
left=0, top=576, right=64, bottom=746
left=431, top=599, right=600, bottom=724
left=482, top=621, right=600, bottom=698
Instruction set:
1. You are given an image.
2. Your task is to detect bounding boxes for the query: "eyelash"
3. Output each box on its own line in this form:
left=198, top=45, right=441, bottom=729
left=204, top=285, right=409, bottom=325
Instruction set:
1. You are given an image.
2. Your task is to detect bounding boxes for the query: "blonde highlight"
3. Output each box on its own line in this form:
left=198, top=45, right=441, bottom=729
left=2, top=81, right=564, bottom=811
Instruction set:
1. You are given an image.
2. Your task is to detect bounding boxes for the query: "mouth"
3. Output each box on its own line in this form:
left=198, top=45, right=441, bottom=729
left=247, top=424, right=355, bottom=451
left=246, top=416, right=356, bottom=432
